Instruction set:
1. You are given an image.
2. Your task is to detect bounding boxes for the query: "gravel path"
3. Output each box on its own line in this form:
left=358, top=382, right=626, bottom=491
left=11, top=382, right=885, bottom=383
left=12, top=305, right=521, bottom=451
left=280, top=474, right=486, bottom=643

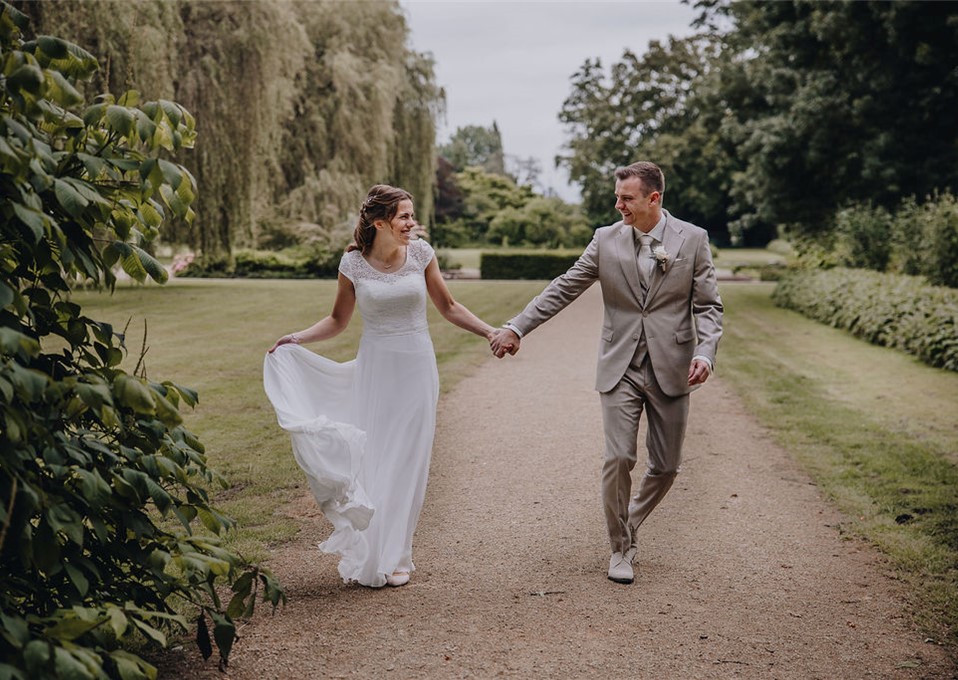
left=169, top=284, right=954, bottom=679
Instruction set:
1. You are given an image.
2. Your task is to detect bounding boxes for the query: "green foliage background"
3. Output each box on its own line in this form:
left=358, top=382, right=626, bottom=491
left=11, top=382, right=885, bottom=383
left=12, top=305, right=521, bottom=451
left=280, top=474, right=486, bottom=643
left=0, top=4, right=282, bottom=677
left=17, top=0, right=444, bottom=265
left=557, top=1, right=958, bottom=247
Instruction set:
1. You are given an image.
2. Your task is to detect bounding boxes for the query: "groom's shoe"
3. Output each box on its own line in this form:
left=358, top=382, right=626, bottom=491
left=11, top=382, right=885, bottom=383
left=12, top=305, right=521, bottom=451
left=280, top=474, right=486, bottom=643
left=607, top=549, right=636, bottom=584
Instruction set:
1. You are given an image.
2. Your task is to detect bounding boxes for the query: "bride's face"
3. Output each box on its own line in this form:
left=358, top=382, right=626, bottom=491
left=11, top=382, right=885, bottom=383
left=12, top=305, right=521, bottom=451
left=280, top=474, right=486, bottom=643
left=379, top=199, right=416, bottom=246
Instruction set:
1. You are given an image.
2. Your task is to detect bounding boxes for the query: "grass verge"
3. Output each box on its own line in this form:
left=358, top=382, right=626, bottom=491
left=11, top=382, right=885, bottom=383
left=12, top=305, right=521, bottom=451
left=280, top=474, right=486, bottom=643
left=719, top=282, right=958, bottom=656
left=71, top=277, right=547, bottom=562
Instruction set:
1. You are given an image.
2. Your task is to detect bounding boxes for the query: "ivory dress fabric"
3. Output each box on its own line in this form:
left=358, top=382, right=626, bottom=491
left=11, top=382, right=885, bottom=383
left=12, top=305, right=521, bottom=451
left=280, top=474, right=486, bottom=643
left=263, top=239, right=439, bottom=587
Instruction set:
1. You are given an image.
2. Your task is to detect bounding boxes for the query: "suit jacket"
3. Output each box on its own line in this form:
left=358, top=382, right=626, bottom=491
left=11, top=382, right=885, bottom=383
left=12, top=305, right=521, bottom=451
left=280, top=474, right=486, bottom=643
left=508, top=210, right=723, bottom=397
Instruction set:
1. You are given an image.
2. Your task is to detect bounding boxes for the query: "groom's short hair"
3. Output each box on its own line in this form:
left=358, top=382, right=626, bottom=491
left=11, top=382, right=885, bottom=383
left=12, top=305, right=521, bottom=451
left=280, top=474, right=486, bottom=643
left=615, top=162, right=665, bottom=196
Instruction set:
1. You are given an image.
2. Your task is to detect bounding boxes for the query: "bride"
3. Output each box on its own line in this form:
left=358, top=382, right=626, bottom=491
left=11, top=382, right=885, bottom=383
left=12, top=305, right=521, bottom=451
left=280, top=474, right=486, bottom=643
left=264, top=184, right=502, bottom=588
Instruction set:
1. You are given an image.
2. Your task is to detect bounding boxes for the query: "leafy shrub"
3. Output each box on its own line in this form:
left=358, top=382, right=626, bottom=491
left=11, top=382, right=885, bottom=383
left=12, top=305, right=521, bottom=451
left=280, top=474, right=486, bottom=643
left=773, top=268, right=958, bottom=371
left=833, top=192, right=958, bottom=289
left=0, top=6, right=282, bottom=678
left=896, top=193, right=958, bottom=288
left=833, top=203, right=893, bottom=271
left=480, top=252, right=581, bottom=280
left=181, top=246, right=341, bottom=279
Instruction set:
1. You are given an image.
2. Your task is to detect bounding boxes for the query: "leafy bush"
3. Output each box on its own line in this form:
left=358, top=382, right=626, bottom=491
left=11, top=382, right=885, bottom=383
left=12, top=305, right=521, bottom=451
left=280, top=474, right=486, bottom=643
left=773, top=268, right=958, bottom=371
left=480, top=252, right=581, bottom=280
left=833, top=203, right=893, bottom=271
left=180, top=246, right=341, bottom=279
left=0, top=6, right=282, bottom=678
left=826, top=193, right=958, bottom=289
left=899, top=192, right=958, bottom=289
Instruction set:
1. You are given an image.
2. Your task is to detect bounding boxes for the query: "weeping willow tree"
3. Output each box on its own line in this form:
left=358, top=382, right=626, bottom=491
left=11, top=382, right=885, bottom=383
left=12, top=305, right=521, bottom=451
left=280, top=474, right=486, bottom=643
left=18, top=0, right=443, bottom=265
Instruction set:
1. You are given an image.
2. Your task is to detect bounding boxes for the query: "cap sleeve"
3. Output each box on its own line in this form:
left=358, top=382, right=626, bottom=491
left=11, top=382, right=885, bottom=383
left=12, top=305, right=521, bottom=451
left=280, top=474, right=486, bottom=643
left=412, top=238, right=434, bottom=270
left=338, top=251, right=354, bottom=281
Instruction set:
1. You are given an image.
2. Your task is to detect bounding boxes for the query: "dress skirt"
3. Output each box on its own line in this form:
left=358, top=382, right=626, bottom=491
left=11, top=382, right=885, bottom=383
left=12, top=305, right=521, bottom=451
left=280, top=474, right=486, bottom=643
left=263, top=330, right=439, bottom=587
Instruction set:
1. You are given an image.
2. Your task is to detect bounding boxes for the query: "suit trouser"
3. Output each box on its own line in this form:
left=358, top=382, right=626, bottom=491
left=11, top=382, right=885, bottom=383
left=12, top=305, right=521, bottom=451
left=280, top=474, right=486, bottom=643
left=599, top=348, right=689, bottom=554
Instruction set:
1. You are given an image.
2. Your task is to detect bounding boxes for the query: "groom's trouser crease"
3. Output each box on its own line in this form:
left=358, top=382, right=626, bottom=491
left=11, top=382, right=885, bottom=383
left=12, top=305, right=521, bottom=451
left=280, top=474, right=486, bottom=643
left=600, top=352, right=688, bottom=555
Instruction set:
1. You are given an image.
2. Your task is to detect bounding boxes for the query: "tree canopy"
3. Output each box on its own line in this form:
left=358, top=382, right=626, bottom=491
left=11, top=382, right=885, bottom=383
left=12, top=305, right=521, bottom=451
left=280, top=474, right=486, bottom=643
left=18, top=0, right=444, bottom=265
left=558, top=0, right=958, bottom=245
left=438, top=123, right=506, bottom=176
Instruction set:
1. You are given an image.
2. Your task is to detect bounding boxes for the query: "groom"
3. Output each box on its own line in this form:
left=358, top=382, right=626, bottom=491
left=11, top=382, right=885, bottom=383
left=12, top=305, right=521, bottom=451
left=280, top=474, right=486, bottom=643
left=491, top=161, right=723, bottom=584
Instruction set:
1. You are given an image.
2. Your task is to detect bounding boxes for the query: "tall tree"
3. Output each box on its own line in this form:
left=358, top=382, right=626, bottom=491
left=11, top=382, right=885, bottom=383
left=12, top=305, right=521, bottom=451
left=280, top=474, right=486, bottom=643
left=17, top=0, right=444, bottom=263
left=557, top=34, right=742, bottom=241
left=714, top=0, right=958, bottom=239
left=439, top=122, right=506, bottom=175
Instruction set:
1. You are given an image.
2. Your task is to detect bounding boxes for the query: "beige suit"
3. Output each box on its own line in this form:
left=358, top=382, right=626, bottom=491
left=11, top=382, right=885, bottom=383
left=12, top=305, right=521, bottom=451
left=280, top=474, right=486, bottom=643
left=508, top=210, right=723, bottom=553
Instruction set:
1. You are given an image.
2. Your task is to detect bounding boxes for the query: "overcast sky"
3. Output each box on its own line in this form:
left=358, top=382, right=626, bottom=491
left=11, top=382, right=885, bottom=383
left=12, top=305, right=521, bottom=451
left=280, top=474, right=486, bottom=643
left=400, top=1, right=699, bottom=202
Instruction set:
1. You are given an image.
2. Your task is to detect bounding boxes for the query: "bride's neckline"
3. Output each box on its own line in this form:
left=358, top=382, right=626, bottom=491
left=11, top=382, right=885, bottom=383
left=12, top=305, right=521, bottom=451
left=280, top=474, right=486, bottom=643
left=361, top=245, right=408, bottom=274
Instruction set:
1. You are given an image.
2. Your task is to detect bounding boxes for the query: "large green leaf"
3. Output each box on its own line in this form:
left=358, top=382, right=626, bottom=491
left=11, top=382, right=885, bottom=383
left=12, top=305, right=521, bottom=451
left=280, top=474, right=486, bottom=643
left=52, top=646, right=96, bottom=680
left=11, top=201, right=45, bottom=241
left=63, top=563, right=89, bottom=597
left=6, top=64, right=43, bottom=93
left=44, top=70, right=82, bottom=107
left=134, top=109, right=157, bottom=143
left=113, top=374, right=155, bottom=414
left=131, top=618, right=167, bottom=647
left=0, top=281, right=14, bottom=308
left=36, top=35, right=68, bottom=59
left=53, top=177, right=88, bottom=217
left=119, top=244, right=147, bottom=282
left=81, top=102, right=106, bottom=127
left=157, top=159, right=182, bottom=189
left=109, top=650, right=156, bottom=680
left=105, top=105, right=135, bottom=137
left=0, top=326, right=39, bottom=357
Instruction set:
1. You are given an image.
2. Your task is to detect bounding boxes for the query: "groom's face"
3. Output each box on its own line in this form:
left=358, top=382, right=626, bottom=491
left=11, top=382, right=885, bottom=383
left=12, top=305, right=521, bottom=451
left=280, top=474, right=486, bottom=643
left=615, top=176, right=660, bottom=231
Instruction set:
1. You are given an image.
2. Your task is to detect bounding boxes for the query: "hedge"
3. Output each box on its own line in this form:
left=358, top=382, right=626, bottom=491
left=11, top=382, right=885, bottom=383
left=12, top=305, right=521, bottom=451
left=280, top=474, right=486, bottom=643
left=181, top=248, right=341, bottom=279
left=480, top=252, right=581, bottom=280
left=773, top=268, right=958, bottom=371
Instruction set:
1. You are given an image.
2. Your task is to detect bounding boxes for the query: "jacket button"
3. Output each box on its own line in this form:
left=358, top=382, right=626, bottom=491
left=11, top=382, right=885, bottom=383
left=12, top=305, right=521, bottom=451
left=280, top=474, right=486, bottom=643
left=632, top=333, right=639, bottom=340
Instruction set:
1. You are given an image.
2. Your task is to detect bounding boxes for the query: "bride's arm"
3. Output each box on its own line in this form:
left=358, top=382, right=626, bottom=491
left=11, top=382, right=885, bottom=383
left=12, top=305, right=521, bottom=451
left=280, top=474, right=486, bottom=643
left=268, top=274, right=356, bottom=352
left=424, top=257, right=497, bottom=340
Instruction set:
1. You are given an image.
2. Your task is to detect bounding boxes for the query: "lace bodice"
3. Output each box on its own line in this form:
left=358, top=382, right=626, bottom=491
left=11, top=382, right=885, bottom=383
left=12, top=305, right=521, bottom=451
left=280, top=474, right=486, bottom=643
left=338, top=239, right=435, bottom=337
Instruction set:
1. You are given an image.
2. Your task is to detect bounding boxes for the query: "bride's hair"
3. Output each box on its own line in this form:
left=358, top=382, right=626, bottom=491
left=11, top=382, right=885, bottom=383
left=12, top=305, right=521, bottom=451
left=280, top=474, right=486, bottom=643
left=347, top=184, right=413, bottom=254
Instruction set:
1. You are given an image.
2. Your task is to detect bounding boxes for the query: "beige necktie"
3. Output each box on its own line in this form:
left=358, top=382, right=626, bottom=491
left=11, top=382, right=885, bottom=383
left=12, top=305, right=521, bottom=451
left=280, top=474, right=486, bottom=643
left=637, top=233, right=654, bottom=292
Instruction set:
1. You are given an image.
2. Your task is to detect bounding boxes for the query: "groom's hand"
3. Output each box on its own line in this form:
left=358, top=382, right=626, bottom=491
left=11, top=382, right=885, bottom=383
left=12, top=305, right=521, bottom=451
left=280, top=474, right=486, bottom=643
left=688, top=359, right=711, bottom=386
left=490, top=328, right=520, bottom=358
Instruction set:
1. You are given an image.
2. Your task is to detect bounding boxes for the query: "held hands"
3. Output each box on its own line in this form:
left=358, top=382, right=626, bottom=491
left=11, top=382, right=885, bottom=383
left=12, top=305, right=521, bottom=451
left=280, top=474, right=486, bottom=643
left=489, top=328, right=520, bottom=359
left=268, top=333, right=301, bottom=354
left=688, top=358, right=711, bottom=386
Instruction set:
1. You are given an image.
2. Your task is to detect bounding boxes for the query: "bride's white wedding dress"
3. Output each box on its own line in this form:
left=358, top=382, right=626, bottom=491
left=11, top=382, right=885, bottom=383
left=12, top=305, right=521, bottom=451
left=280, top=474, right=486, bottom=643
left=263, top=239, right=439, bottom=587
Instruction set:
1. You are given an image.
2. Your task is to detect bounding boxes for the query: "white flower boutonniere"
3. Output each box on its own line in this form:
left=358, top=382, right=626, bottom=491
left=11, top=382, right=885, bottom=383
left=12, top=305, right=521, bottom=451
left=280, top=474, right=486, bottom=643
left=652, top=245, right=670, bottom=272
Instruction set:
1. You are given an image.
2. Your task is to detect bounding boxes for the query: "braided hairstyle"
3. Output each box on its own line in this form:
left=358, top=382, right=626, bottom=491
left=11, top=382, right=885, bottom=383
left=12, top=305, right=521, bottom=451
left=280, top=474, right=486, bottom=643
left=347, top=184, right=414, bottom=255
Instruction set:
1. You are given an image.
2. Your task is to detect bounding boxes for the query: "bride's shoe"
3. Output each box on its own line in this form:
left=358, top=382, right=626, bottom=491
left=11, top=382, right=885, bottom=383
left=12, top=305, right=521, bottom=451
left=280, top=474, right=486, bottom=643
left=385, top=571, right=410, bottom=587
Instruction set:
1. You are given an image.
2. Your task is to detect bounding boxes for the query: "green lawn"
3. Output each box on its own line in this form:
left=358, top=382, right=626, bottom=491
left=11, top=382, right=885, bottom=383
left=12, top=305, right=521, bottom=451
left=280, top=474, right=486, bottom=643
left=719, top=282, right=958, bottom=652
left=72, top=278, right=547, bottom=560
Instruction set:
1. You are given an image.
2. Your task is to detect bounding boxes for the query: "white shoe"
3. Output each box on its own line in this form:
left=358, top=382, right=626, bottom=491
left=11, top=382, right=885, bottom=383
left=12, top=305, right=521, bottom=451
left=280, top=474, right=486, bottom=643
left=385, top=571, right=410, bottom=587
left=607, top=551, right=634, bottom=584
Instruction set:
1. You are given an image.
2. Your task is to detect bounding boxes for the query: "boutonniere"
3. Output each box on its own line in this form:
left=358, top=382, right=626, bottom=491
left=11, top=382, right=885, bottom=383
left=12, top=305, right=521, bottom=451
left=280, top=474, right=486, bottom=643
left=652, top=245, right=670, bottom=271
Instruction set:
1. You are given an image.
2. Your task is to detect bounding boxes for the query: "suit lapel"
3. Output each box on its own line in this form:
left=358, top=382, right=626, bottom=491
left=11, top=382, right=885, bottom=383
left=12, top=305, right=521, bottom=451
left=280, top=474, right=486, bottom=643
left=615, top=223, right=645, bottom=303
left=645, top=212, right=686, bottom=303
